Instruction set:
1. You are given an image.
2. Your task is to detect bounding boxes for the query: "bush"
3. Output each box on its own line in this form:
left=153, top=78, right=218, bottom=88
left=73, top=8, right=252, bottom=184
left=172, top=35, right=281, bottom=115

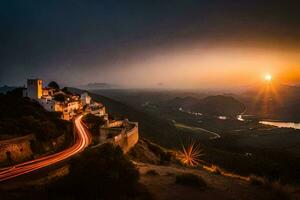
left=249, top=175, right=291, bottom=200
left=145, top=139, right=172, bottom=163
left=146, top=169, right=159, bottom=176
left=249, top=175, right=268, bottom=186
left=175, top=173, right=207, bottom=188
left=48, top=143, right=151, bottom=199
left=82, top=114, right=106, bottom=135
left=48, top=81, right=60, bottom=90
left=0, top=92, right=72, bottom=142
left=53, top=93, right=66, bottom=102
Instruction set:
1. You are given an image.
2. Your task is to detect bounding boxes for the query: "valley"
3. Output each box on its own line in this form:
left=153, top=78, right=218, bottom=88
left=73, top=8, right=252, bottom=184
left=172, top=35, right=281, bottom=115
left=90, top=88, right=300, bottom=185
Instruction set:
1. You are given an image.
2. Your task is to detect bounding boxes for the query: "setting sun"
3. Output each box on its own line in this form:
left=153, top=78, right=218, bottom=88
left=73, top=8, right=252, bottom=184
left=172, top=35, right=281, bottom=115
left=264, top=74, right=272, bottom=81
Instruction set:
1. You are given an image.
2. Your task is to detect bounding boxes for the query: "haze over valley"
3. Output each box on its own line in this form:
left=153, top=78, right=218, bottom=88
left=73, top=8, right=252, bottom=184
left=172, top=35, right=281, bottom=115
left=1, top=1, right=300, bottom=199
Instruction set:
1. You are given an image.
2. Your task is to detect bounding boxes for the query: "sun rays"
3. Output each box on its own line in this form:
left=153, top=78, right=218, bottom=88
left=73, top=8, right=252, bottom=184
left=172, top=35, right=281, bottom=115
left=177, top=142, right=204, bottom=167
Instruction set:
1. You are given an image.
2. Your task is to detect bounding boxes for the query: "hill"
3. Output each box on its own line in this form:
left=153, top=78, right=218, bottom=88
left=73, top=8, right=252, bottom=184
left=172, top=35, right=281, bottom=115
left=0, top=89, right=73, bottom=162
left=131, top=139, right=296, bottom=200
left=69, top=88, right=300, bottom=186
left=161, top=95, right=245, bottom=117
left=0, top=86, right=17, bottom=94
left=241, top=84, right=300, bottom=121
left=0, top=89, right=72, bottom=141
left=77, top=82, right=117, bottom=90
left=164, top=96, right=200, bottom=108
left=68, top=87, right=189, bottom=148
left=191, top=95, right=245, bottom=116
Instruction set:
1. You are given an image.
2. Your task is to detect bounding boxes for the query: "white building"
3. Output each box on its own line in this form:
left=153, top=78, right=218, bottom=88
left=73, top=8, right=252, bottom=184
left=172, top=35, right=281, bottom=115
left=87, top=102, right=106, bottom=117
left=62, top=101, right=81, bottom=120
left=38, top=98, right=56, bottom=112
left=42, top=87, right=55, bottom=97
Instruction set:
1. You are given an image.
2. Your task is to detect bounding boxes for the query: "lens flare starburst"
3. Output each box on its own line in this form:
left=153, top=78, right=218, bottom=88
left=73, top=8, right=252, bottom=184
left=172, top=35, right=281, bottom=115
left=177, top=142, right=204, bottom=167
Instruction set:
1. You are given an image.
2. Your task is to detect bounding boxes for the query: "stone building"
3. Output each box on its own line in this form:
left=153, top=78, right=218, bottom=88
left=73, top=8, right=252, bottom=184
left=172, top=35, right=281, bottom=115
left=98, top=120, right=139, bottom=153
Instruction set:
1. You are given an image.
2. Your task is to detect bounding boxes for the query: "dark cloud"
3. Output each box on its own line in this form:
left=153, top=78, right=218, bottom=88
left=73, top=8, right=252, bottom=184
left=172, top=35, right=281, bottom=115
left=1, top=0, right=300, bottom=86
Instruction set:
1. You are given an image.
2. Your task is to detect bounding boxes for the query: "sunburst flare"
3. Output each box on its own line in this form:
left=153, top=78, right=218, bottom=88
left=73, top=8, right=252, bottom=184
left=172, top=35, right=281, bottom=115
left=177, top=142, right=204, bottom=167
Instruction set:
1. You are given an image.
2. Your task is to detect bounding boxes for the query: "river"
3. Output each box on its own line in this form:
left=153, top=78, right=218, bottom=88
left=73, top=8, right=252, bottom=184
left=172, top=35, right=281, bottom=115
left=259, top=121, right=300, bottom=130
left=237, top=115, right=300, bottom=130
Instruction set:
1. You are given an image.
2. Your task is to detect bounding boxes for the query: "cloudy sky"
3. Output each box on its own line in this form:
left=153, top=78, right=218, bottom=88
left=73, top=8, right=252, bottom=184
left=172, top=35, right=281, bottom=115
left=1, top=0, right=300, bottom=89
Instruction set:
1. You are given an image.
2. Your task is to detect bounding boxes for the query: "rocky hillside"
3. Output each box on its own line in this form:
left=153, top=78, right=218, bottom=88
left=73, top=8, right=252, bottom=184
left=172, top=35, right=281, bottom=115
left=0, top=89, right=73, bottom=163
left=129, top=139, right=298, bottom=200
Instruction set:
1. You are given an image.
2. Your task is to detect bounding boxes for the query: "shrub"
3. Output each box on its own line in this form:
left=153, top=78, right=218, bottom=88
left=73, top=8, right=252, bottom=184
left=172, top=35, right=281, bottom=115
left=48, top=81, right=60, bottom=90
left=249, top=175, right=291, bottom=200
left=82, top=113, right=106, bottom=135
left=249, top=175, right=268, bottom=186
left=175, top=173, right=207, bottom=188
left=48, top=143, right=149, bottom=199
left=145, top=139, right=172, bottom=163
left=53, top=93, right=66, bottom=102
left=146, top=169, right=159, bottom=176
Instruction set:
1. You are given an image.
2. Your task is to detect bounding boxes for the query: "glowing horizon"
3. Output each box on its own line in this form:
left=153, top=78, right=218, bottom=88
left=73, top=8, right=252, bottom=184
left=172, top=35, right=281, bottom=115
left=104, top=45, right=300, bottom=89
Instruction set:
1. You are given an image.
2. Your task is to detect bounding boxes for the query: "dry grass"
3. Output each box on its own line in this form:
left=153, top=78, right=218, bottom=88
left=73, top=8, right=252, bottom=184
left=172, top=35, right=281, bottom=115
left=175, top=173, right=207, bottom=188
left=202, top=164, right=292, bottom=200
left=145, top=169, right=159, bottom=176
left=203, top=164, right=222, bottom=175
left=203, top=164, right=250, bottom=181
left=249, top=175, right=291, bottom=200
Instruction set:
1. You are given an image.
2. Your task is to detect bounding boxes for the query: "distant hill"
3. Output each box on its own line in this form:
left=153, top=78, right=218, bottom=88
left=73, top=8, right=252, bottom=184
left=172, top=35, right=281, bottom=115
left=162, top=95, right=245, bottom=117
left=165, top=96, right=199, bottom=108
left=241, top=84, right=300, bottom=121
left=77, top=82, right=117, bottom=90
left=191, top=95, right=245, bottom=116
left=0, top=86, right=17, bottom=94
left=67, top=87, right=188, bottom=148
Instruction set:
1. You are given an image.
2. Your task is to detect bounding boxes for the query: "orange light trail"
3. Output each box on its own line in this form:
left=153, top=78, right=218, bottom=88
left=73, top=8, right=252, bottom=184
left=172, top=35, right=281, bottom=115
left=0, top=115, right=91, bottom=182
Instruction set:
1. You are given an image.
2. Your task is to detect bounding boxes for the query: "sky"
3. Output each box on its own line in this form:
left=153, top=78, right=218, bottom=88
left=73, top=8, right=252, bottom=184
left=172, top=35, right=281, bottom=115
left=1, top=0, right=300, bottom=89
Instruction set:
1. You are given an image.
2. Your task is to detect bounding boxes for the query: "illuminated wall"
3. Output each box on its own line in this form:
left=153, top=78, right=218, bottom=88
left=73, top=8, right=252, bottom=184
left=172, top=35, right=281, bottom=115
left=0, top=134, right=35, bottom=165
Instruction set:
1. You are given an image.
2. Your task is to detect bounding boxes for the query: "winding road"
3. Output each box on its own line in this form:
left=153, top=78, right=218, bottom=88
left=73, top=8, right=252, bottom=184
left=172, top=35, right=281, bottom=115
left=0, top=115, right=91, bottom=182
left=173, top=120, right=221, bottom=139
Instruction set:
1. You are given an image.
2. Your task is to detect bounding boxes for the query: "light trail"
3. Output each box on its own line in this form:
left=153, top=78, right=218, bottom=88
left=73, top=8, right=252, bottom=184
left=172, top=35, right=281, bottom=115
left=0, top=115, right=91, bottom=182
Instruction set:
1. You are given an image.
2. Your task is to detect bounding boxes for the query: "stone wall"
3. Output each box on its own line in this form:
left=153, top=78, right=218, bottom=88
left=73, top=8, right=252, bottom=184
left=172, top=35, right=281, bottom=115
left=120, top=122, right=139, bottom=153
left=107, top=120, right=123, bottom=128
left=112, top=122, right=139, bottom=153
left=0, top=134, right=35, bottom=166
left=98, top=121, right=139, bottom=153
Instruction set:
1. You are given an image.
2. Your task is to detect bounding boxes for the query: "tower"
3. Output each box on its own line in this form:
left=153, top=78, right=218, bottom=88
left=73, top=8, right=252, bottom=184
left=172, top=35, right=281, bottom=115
left=25, top=79, right=43, bottom=99
left=81, top=92, right=91, bottom=106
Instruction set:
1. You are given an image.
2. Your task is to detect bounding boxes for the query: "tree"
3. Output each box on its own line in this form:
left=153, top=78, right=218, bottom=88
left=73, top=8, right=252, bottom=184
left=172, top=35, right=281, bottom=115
left=48, top=144, right=141, bottom=199
left=53, top=93, right=66, bottom=102
left=48, top=81, right=60, bottom=90
left=82, top=114, right=106, bottom=135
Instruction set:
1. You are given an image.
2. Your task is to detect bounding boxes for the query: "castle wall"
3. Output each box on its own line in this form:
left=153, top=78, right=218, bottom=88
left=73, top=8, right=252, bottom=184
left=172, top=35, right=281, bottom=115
left=107, top=120, right=123, bottom=128
left=97, top=121, right=139, bottom=153
left=112, top=122, right=139, bottom=153
left=120, top=123, right=139, bottom=153
left=0, top=134, right=35, bottom=166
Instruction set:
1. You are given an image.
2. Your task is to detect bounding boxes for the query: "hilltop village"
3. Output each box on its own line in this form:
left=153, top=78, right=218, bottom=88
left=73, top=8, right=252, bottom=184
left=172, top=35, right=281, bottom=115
left=22, top=78, right=139, bottom=152
left=0, top=79, right=139, bottom=167
left=23, top=79, right=106, bottom=121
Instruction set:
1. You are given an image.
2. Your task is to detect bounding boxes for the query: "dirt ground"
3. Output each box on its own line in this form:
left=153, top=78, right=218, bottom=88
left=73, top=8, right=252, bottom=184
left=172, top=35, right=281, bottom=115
left=137, top=162, right=298, bottom=200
